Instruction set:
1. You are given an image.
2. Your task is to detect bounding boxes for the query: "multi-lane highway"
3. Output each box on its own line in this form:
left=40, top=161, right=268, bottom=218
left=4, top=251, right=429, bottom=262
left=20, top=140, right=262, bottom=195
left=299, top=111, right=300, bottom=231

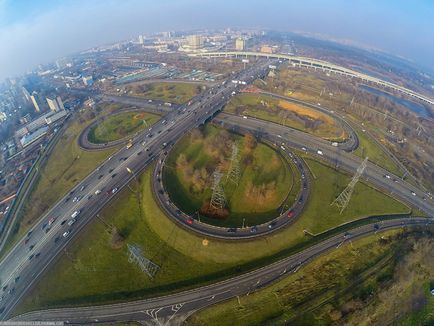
left=11, top=217, right=433, bottom=324
left=0, top=62, right=273, bottom=319
left=0, top=59, right=433, bottom=323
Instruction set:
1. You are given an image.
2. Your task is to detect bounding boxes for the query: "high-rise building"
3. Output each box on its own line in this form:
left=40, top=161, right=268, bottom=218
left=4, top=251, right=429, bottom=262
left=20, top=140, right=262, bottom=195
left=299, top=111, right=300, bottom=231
left=138, top=35, right=144, bottom=44
left=30, top=93, right=40, bottom=113
left=187, top=35, right=203, bottom=50
left=56, top=96, right=65, bottom=110
left=235, top=38, right=245, bottom=51
left=46, top=97, right=60, bottom=112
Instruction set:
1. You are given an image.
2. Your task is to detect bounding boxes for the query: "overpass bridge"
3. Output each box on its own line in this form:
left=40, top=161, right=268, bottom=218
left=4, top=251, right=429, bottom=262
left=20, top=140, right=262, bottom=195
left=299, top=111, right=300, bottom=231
left=190, top=51, right=434, bottom=106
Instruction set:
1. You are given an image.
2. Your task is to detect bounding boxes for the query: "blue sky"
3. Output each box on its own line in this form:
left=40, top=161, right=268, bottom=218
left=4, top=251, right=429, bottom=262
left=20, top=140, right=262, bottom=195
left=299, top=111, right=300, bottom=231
left=0, top=0, right=433, bottom=80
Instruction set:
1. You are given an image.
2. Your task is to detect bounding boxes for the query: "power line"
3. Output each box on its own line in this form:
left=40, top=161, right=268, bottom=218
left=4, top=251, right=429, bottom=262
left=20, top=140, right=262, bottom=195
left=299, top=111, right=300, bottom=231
left=127, top=244, right=159, bottom=278
left=226, top=142, right=241, bottom=185
left=210, top=168, right=226, bottom=210
left=331, top=157, right=368, bottom=214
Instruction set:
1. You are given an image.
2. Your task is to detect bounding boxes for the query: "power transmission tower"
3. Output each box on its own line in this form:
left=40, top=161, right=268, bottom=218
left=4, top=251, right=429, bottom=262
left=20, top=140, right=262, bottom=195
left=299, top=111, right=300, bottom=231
left=227, top=142, right=241, bottom=185
left=210, top=169, right=226, bottom=210
left=127, top=244, right=159, bottom=278
left=331, top=157, right=368, bottom=214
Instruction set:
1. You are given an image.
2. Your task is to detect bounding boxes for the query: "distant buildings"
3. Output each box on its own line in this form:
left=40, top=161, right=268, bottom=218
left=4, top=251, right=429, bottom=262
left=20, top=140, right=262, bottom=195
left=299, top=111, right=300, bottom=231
left=187, top=35, right=203, bottom=50
left=260, top=45, right=275, bottom=54
left=30, top=93, right=41, bottom=113
left=46, top=97, right=60, bottom=112
left=235, top=38, right=246, bottom=51
left=82, top=76, right=94, bottom=86
left=46, top=96, right=64, bottom=112
left=138, top=35, right=144, bottom=45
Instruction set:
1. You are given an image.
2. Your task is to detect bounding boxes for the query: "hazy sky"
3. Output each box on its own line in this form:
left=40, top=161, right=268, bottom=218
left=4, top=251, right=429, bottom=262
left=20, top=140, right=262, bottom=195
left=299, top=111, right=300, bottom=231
left=0, top=0, right=433, bottom=80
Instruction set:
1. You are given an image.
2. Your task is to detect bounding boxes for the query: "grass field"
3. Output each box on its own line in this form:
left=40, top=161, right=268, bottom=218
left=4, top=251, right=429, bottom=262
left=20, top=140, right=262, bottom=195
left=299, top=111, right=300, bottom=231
left=163, top=125, right=294, bottom=226
left=123, top=82, right=204, bottom=104
left=5, top=107, right=118, bottom=253
left=187, top=230, right=434, bottom=326
left=353, top=126, right=402, bottom=176
left=88, top=111, right=160, bottom=144
left=224, top=93, right=347, bottom=141
left=15, top=153, right=411, bottom=314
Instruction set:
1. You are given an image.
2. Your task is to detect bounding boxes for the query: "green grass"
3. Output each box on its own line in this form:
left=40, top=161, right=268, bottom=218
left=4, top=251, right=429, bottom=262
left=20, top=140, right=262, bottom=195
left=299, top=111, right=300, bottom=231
left=353, top=126, right=402, bottom=176
left=6, top=110, right=117, bottom=252
left=88, top=111, right=160, bottom=144
left=224, top=93, right=347, bottom=141
left=15, top=153, right=411, bottom=314
left=186, top=230, right=404, bottom=326
left=124, top=82, right=204, bottom=104
left=163, top=125, right=294, bottom=227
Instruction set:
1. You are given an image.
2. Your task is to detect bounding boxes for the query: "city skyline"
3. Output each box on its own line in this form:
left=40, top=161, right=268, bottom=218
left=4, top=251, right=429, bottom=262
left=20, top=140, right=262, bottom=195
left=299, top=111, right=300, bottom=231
left=0, top=0, right=434, bottom=81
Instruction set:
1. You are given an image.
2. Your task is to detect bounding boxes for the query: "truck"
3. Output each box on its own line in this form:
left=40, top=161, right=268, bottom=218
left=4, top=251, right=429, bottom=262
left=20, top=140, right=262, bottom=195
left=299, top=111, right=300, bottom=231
left=126, top=139, right=133, bottom=149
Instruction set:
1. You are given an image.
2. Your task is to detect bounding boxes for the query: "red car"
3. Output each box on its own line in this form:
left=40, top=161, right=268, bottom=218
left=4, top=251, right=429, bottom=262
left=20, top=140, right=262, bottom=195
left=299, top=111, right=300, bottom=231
left=186, top=217, right=194, bottom=225
left=287, top=210, right=294, bottom=218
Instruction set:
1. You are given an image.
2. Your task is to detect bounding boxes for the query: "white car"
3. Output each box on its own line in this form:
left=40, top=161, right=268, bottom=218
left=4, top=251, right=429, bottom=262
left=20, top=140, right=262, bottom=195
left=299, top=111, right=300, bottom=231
left=62, top=231, right=70, bottom=238
left=317, top=150, right=324, bottom=155
left=95, top=190, right=101, bottom=195
left=67, top=219, right=76, bottom=226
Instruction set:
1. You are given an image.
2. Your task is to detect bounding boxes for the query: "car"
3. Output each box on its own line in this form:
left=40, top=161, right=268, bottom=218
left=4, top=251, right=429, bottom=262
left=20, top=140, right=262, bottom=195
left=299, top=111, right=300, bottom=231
left=137, top=151, right=142, bottom=155
left=27, top=230, right=33, bottom=237
left=63, top=231, right=70, bottom=238
left=24, top=238, right=29, bottom=244
left=250, top=226, right=258, bottom=233
left=111, top=173, right=117, bottom=178
left=186, top=217, right=194, bottom=225
left=28, top=254, right=34, bottom=260
left=384, top=174, right=391, bottom=179
left=80, top=185, right=86, bottom=191
left=95, top=189, right=101, bottom=195
left=48, top=217, right=56, bottom=226
left=68, top=219, right=76, bottom=226
left=41, top=222, right=47, bottom=230
left=317, top=149, right=324, bottom=155
left=29, top=244, right=34, bottom=251
left=71, top=210, right=80, bottom=218
left=14, top=276, right=20, bottom=283
left=111, top=187, right=118, bottom=194
left=72, top=196, right=79, bottom=203
left=301, top=147, right=307, bottom=151
left=227, top=228, right=237, bottom=233
left=87, top=195, right=93, bottom=200
left=45, top=227, right=51, bottom=233
left=35, top=252, right=40, bottom=258
left=98, top=174, right=103, bottom=179
left=61, top=220, right=67, bottom=226
left=411, top=191, right=416, bottom=196
left=109, top=168, right=114, bottom=173
left=287, top=210, right=295, bottom=218
left=65, top=197, right=70, bottom=203
left=268, top=221, right=277, bottom=229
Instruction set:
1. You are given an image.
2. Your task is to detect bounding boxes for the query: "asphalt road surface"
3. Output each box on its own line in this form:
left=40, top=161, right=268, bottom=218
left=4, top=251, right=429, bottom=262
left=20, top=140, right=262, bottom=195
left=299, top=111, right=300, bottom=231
left=11, top=218, right=433, bottom=325
left=0, top=62, right=274, bottom=320
left=0, top=60, right=432, bottom=322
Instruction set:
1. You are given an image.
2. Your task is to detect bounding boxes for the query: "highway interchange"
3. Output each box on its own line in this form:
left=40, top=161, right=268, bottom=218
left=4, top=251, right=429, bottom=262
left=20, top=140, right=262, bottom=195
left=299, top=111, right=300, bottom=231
left=0, top=58, right=433, bottom=324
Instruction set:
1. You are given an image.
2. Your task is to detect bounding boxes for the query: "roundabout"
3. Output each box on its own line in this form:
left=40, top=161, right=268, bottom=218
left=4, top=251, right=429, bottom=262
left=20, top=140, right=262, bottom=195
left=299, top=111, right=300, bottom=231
left=153, top=125, right=310, bottom=239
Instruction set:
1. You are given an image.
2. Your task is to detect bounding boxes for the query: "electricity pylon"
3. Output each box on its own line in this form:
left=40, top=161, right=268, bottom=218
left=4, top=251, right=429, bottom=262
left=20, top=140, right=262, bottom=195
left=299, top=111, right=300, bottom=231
left=332, top=157, right=368, bottom=214
left=127, top=244, right=159, bottom=278
left=227, top=142, right=241, bottom=185
left=210, top=169, right=226, bottom=210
